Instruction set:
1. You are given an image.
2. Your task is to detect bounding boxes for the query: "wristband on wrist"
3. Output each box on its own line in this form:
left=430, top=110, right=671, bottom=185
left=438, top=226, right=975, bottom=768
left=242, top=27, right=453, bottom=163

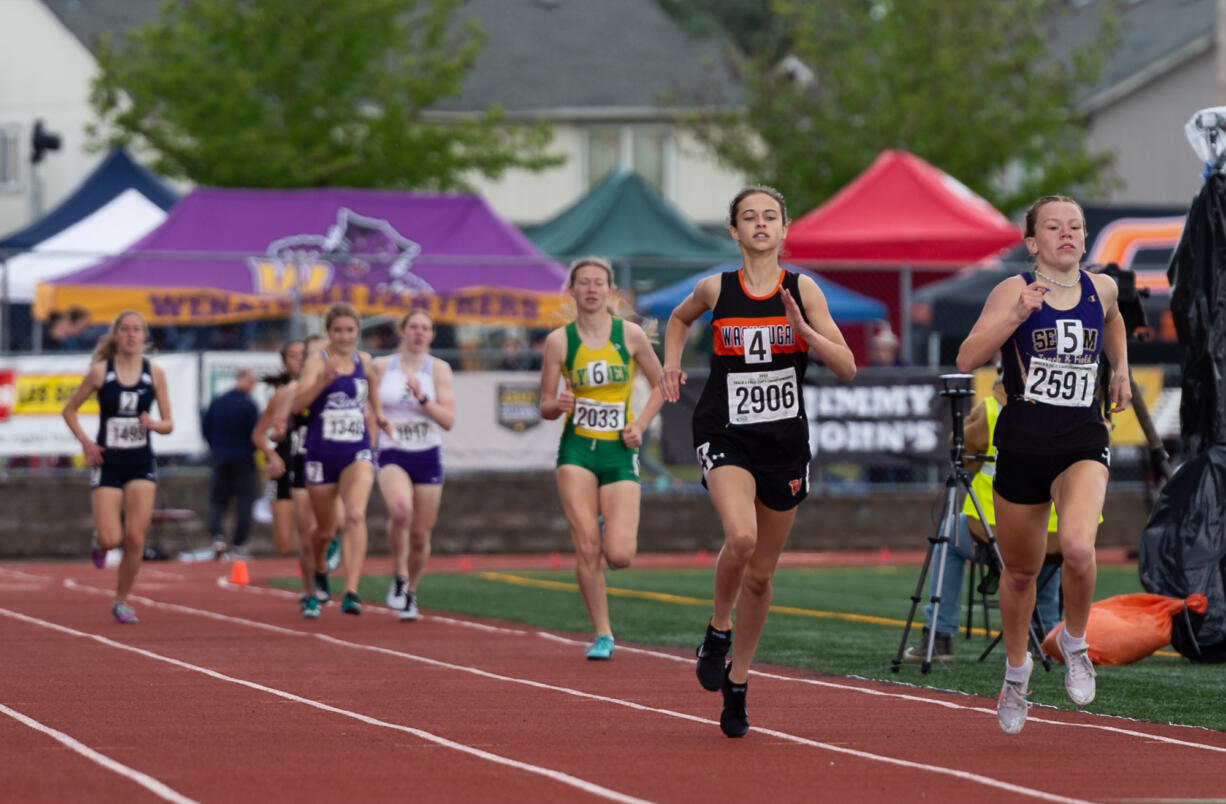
left=416, top=393, right=429, bottom=405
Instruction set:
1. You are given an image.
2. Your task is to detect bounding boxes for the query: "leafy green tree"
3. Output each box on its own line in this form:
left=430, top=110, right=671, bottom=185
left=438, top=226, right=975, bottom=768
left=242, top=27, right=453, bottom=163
left=686, top=0, right=1120, bottom=216
left=89, top=0, right=560, bottom=188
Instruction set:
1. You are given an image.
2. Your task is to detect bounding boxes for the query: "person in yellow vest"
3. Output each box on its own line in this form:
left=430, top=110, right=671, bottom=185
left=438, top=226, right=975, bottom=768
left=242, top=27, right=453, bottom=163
left=904, top=379, right=1065, bottom=660
left=539, top=256, right=666, bottom=660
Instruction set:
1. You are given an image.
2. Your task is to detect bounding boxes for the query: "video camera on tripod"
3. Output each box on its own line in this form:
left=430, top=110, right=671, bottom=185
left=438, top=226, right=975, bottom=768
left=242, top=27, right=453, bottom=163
left=890, top=373, right=1053, bottom=674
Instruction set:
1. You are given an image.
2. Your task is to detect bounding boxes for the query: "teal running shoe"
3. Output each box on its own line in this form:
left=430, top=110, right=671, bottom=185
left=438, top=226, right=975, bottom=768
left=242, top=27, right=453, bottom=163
left=325, top=536, right=342, bottom=571
left=585, top=634, right=615, bottom=660
left=301, top=595, right=321, bottom=620
left=340, top=591, right=362, bottom=615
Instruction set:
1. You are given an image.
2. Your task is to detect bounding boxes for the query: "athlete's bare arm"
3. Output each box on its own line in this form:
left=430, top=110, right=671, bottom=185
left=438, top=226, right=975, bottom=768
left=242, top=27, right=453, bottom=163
left=142, top=364, right=174, bottom=435
left=538, top=328, right=573, bottom=420
left=1091, top=273, right=1131, bottom=412
left=789, top=274, right=856, bottom=382
left=62, top=361, right=107, bottom=467
left=661, top=274, right=720, bottom=402
left=957, top=276, right=1042, bottom=372
left=622, top=321, right=666, bottom=448
left=426, top=358, right=457, bottom=431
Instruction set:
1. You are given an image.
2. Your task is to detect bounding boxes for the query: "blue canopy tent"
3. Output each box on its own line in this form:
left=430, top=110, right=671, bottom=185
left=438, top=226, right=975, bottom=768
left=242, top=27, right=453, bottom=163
left=0, top=149, right=178, bottom=251
left=636, top=265, right=887, bottom=323
left=0, top=149, right=178, bottom=350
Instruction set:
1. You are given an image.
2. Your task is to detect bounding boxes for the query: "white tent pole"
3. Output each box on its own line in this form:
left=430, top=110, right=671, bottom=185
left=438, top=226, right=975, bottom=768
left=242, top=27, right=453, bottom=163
left=900, top=266, right=913, bottom=364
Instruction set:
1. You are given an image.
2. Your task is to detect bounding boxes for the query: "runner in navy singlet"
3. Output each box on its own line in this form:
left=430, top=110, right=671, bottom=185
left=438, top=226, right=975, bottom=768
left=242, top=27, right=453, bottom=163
left=252, top=339, right=308, bottom=565
left=291, top=303, right=391, bottom=619
left=373, top=310, right=456, bottom=622
left=957, top=195, right=1132, bottom=734
left=660, top=187, right=857, bottom=737
left=62, top=311, right=174, bottom=624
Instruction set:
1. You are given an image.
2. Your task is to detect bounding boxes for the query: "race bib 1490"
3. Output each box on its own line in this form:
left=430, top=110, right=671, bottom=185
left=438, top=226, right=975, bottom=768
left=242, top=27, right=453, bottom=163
left=106, top=417, right=147, bottom=449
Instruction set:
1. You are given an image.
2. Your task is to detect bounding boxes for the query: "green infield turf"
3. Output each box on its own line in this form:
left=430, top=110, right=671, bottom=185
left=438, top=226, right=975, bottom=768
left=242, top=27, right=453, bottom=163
left=275, top=563, right=1226, bottom=731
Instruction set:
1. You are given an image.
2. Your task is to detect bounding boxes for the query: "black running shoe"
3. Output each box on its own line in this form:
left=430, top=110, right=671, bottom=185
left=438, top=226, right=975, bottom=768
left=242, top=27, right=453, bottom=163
left=696, top=622, right=731, bottom=691
left=720, top=665, right=749, bottom=738
left=314, top=572, right=331, bottom=604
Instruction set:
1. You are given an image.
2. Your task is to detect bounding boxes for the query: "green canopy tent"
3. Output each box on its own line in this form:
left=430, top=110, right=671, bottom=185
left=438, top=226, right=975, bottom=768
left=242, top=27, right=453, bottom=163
left=525, top=168, right=740, bottom=293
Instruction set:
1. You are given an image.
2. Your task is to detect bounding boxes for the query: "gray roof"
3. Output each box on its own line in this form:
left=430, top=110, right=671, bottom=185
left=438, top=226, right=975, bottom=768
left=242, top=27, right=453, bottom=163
left=1053, top=0, right=1215, bottom=110
left=431, top=0, right=742, bottom=116
left=42, top=0, right=165, bottom=51
left=42, top=0, right=742, bottom=118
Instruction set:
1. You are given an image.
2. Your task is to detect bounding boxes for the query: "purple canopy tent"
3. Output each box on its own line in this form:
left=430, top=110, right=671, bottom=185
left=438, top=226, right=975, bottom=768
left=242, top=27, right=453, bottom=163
left=34, top=188, right=568, bottom=328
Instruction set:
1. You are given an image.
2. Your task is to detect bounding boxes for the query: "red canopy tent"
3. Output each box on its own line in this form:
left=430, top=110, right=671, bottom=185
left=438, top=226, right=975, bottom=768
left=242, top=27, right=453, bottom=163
left=782, top=150, right=1021, bottom=362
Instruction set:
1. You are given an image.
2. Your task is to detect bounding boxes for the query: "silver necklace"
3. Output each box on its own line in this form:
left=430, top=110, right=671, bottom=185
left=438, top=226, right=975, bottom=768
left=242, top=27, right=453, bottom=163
left=1034, top=268, right=1078, bottom=288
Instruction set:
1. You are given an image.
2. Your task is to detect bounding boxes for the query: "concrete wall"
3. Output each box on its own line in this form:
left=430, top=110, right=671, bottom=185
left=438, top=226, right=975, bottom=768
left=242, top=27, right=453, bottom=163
left=0, top=471, right=1152, bottom=561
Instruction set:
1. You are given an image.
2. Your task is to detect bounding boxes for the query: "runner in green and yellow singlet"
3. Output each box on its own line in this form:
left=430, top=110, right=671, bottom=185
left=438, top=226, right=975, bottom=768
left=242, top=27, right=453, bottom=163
left=540, top=257, right=665, bottom=660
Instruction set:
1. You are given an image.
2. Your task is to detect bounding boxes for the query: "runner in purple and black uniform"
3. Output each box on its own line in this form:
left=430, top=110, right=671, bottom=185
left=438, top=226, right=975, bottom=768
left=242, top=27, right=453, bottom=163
left=958, top=195, right=1131, bottom=734
left=291, top=303, right=391, bottom=619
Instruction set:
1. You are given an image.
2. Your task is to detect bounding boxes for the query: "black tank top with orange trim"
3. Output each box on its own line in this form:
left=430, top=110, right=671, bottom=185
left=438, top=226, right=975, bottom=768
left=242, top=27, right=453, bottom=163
left=692, top=269, right=811, bottom=468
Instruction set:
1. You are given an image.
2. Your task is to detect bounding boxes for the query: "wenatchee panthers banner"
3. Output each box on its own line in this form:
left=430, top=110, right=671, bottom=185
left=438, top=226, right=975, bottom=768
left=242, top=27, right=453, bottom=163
left=659, top=368, right=951, bottom=466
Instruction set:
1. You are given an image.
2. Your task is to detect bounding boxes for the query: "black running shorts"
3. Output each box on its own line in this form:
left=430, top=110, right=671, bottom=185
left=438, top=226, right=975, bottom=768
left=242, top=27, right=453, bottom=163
left=695, top=434, right=810, bottom=511
left=994, top=446, right=1110, bottom=505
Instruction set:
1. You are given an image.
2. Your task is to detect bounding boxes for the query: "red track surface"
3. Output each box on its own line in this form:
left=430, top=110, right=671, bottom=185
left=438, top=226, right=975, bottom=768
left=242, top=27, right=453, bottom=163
left=2, top=556, right=1221, bottom=803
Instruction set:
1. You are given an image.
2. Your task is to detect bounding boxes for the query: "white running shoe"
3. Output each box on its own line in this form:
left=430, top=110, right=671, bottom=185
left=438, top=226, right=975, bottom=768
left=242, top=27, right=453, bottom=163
left=997, top=655, right=1033, bottom=735
left=386, top=576, right=407, bottom=610
left=1060, top=636, right=1097, bottom=706
left=398, top=592, right=420, bottom=622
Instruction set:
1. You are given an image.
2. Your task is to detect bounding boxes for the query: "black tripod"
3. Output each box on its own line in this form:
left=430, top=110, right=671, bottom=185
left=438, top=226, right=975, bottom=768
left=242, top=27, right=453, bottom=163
left=890, top=373, right=1051, bottom=675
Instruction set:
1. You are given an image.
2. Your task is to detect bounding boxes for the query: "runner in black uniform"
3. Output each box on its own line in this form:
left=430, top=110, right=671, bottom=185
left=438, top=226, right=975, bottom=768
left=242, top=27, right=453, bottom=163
left=252, top=339, right=305, bottom=560
left=661, top=187, right=856, bottom=737
left=958, top=195, right=1131, bottom=734
left=62, top=311, right=174, bottom=624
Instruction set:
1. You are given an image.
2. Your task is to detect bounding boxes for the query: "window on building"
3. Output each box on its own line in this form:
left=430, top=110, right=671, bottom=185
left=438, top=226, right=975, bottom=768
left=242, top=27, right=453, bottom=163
left=585, top=124, right=673, bottom=196
left=0, top=125, right=21, bottom=192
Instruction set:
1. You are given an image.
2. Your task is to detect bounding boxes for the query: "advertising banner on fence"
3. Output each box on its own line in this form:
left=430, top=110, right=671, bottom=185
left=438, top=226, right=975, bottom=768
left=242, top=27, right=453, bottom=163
left=0, top=353, right=202, bottom=456
left=659, top=368, right=951, bottom=466
left=439, top=371, right=563, bottom=471
left=805, top=370, right=949, bottom=463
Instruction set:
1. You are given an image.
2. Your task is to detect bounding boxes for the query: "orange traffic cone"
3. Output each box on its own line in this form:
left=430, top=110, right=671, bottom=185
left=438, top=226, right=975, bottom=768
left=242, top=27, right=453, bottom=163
left=547, top=552, right=562, bottom=570
left=458, top=555, right=472, bottom=572
left=877, top=547, right=892, bottom=564
left=696, top=549, right=710, bottom=567
left=229, top=560, right=249, bottom=586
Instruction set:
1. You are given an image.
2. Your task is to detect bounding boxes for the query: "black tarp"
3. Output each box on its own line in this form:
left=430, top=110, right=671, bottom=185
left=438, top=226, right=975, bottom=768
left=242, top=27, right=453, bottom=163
left=1138, top=172, right=1226, bottom=662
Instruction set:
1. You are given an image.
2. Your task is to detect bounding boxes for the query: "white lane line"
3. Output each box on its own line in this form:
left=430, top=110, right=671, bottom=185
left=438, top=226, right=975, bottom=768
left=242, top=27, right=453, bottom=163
left=0, top=702, right=198, bottom=804
left=50, top=583, right=1093, bottom=804
left=0, top=567, right=54, bottom=584
left=0, top=607, right=656, bottom=804
left=50, top=569, right=1226, bottom=755
left=541, top=627, right=1226, bottom=755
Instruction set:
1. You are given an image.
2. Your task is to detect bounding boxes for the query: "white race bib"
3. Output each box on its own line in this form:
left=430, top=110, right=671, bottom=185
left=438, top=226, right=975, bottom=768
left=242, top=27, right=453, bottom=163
left=106, top=417, right=147, bottom=449
left=572, top=397, right=625, bottom=433
left=392, top=419, right=431, bottom=447
left=291, top=425, right=307, bottom=456
left=321, top=409, right=365, bottom=442
left=726, top=367, right=799, bottom=425
left=1023, top=357, right=1098, bottom=408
